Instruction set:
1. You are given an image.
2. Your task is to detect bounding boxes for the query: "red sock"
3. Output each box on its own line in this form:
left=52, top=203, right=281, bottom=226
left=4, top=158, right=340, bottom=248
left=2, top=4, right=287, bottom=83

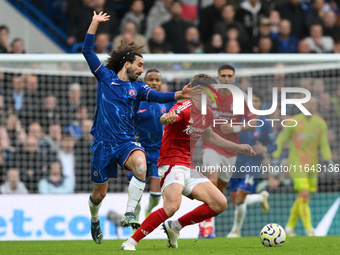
left=131, top=208, right=168, bottom=243
left=178, top=204, right=217, bottom=228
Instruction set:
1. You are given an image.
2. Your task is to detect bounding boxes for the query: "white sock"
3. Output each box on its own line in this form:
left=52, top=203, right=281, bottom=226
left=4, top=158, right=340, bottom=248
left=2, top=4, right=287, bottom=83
left=145, top=192, right=161, bottom=214
left=171, top=220, right=183, bottom=232
left=230, top=203, right=247, bottom=233
left=134, top=200, right=141, bottom=221
left=89, top=195, right=102, bottom=222
left=126, top=176, right=146, bottom=213
left=127, top=237, right=138, bottom=246
left=245, top=194, right=264, bottom=205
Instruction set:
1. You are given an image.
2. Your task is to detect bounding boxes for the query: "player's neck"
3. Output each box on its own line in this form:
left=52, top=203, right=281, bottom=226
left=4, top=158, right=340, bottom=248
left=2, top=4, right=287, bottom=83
left=117, top=70, right=130, bottom=82
left=219, top=88, right=231, bottom=96
left=192, top=98, right=202, bottom=111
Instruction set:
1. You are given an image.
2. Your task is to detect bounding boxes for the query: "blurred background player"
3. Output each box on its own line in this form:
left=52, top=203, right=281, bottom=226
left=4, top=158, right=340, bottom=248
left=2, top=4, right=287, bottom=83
left=121, top=74, right=255, bottom=251
left=82, top=11, right=190, bottom=245
left=272, top=97, right=333, bottom=237
left=227, top=89, right=277, bottom=237
left=109, top=69, right=170, bottom=232
left=199, top=64, right=256, bottom=238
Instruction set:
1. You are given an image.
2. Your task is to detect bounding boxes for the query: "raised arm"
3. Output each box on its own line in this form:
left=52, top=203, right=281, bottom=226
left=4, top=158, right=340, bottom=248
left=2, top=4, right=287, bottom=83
left=82, top=12, right=110, bottom=78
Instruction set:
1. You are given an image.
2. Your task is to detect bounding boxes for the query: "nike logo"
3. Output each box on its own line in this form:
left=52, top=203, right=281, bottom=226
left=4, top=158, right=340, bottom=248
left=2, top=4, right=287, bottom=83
left=111, top=82, right=120, bottom=85
left=139, top=109, right=147, bottom=113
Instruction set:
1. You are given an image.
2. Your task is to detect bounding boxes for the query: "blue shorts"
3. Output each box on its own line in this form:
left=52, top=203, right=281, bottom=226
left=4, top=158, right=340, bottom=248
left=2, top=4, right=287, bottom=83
left=127, top=149, right=160, bottom=181
left=229, top=174, right=258, bottom=194
left=91, top=139, right=145, bottom=184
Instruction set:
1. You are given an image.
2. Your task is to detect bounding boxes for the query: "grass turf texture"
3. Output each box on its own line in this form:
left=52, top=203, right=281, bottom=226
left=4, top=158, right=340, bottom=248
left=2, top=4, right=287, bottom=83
left=3, top=236, right=340, bottom=255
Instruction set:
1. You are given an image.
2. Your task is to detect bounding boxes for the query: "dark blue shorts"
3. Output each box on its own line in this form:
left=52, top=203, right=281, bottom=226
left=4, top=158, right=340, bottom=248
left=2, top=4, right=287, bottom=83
left=229, top=174, right=258, bottom=194
left=127, top=149, right=160, bottom=181
left=91, top=139, right=145, bottom=184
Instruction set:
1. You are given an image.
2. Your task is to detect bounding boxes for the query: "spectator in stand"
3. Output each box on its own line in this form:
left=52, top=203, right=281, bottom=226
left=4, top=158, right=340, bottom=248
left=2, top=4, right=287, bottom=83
left=322, top=10, right=340, bottom=39
left=28, top=122, right=56, bottom=160
left=306, top=0, right=329, bottom=28
left=0, top=25, right=11, bottom=53
left=74, top=119, right=94, bottom=193
left=185, top=26, right=204, bottom=53
left=256, top=36, right=277, bottom=53
left=40, top=95, right=62, bottom=133
left=224, top=25, right=247, bottom=52
left=0, top=168, right=28, bottom=194
left=224, top=39, right=241, bottom=53
left=63, top=83, right=86, bottom=125
left=120, top=0, right=146, bottom=35
left=235, top=0, right=268, bottom=42
left=113, top=21, right=150, bottom=53
left=94, top=32, right=112, bottom=53
left=21, top=74, right=41, bottom=129
left=45, top=123, right=62, bottom=154
left=57, top=133, right=76, bottom=193
left=67, top=0, right=117, bottom=46
left=198, top=0, right=226, bottom=44
left=13, top=136, right=49, bottom=193
left=145, top=0, right=173, bottom=40
left=297, top=38, right=315, bottom=53
left=162, top=1, right=191, bottom=53
left=38, top=161, right=73, bottom=194
left=214, top=4, right=248, bottom=43
left=8, top=75, right=25, bottom=114
left=251, top=18, right=273, bottom=53
left=274, top=19, right=299, bottom=53
left=148, top=26, right=172, bottom=53
left=3, top=114, right=26, bottom=152
left=10, top=38, right=25, bottom=53
left=306, top=23, right=333, bottom=53
left=278, top=0, right=308, bottom=39
left=65, top=105, right=89, bottom=139
left=204, top=33, right=224, bottom=53
left=268, top=10, right=281, bottom=40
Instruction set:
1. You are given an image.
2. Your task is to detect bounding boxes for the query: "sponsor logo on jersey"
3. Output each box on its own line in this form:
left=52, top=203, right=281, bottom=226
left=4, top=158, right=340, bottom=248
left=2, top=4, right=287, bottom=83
left=183, top=125, right=205, bottom=135
left=139, top=109, right=147, bottom=113
left=111, top=82, right=120, bottom=85
left=128, top=89, right=137, bottom=97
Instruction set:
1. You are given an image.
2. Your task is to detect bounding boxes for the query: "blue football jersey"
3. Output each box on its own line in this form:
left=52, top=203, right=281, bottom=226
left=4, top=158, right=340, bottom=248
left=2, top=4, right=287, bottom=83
left=82, top=33, right=176, bottom=144
left=135, top=101, right=169, bottom=150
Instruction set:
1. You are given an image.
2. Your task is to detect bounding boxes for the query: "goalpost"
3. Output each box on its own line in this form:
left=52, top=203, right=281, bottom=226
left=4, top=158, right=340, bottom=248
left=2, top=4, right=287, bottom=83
left=0, top=54, right=339, bottom=239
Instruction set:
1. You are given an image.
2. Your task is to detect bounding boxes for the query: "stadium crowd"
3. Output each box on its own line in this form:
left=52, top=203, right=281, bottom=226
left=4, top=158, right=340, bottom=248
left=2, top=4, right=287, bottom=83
left=1, top=0, right=340, bottom=54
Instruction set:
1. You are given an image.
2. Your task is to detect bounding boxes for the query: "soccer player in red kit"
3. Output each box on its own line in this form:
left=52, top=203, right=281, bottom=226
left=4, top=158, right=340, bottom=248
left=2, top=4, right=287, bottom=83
left=199, top=64, right=257, bottom=238
left=121, top=74, right=255, bottom=250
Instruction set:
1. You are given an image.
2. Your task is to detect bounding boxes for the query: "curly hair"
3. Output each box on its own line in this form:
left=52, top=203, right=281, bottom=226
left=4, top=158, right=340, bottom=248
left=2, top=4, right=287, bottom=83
left=106, top=41, right=144, bottom=74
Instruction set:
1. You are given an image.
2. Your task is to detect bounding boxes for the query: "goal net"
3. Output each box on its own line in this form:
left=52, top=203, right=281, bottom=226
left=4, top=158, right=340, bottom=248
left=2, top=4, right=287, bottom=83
left=0, top=54, right=339, bottom=239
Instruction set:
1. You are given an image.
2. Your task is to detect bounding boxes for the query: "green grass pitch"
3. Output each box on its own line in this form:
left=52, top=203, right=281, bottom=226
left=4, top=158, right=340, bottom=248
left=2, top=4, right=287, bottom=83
left=3, top=236, right=340, bottom=255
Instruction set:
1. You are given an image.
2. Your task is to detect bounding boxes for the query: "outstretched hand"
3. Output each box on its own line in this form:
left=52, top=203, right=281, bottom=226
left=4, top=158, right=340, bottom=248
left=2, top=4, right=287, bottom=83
left=181, top=82, right=191, bottom=99
left=237, top=144, right=256, bottom=156
left=92, top=11, right=110, bottom=23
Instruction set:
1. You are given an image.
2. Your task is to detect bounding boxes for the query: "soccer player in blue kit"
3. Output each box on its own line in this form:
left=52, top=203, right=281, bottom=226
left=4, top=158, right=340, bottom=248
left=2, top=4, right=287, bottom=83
left=127, top=69, right=171, bottom=226
left=227, top=89, right=277, bottom=237
left=82, top=12, right=190, bottom=244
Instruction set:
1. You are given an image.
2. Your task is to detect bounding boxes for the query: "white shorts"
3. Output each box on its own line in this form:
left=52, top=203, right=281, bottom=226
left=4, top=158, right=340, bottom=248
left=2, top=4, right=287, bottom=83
left=202, top=148, right=237, bottom=183
left=158, top=165, right=210, bottom=196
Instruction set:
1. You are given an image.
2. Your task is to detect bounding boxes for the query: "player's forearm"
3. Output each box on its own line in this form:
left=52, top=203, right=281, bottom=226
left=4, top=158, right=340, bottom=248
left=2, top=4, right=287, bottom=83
left=87, top=20, right=100, bottom=35
left=147, top=90, right=176, bottom=103
left=203, top=132, right=238, bottom=151
left=82, top=33, right=102, bottom=73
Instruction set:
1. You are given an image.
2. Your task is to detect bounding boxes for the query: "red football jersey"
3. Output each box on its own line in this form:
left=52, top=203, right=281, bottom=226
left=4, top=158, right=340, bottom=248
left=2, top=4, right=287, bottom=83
left=202, top=91, right=255, bottom=157
left=158, top=99, right=214, bottom=168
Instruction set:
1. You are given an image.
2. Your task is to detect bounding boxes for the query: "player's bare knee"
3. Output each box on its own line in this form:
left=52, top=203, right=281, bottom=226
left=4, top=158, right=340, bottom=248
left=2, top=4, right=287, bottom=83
left=163, top=204, right=180, bottom=217
left=92, top=191, right=106, bottom=203
left=134, top=163, right=147, bottom=179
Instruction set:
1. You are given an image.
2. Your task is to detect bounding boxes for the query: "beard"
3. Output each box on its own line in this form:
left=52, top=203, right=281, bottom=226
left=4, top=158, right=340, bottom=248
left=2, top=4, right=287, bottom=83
left=127, top=67, right=138, bottom=82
